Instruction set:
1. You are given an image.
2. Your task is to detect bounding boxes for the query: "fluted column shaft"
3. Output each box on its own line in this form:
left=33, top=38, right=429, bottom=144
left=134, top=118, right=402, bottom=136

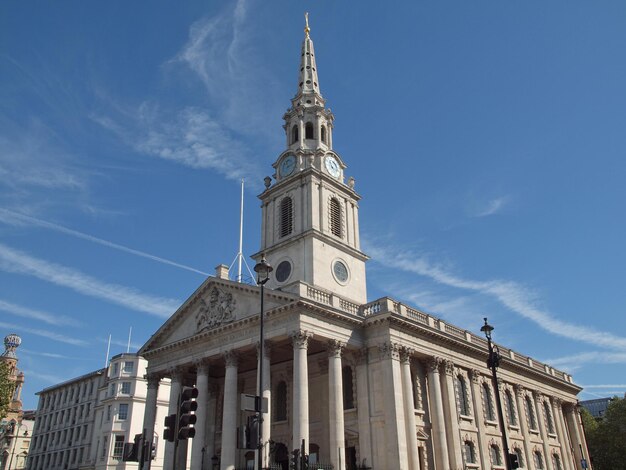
left=221, top=351, right=238, bottom=470
left=142, top=374, right=160, bottom=462
left=400, top=349, right=420, bottom=470
left=191, top=362, right=209, bottom=470
left=356, top=349, right=373, bottom=468
left=552, top=399, right=573, bottom=470
left=328, top=340, right=346, bottom=470
left=565, top=404, right=591, bottom=470
left=427, top=358, right=449, bottom=469
left=164, top=371, right=182, bottom=470
left=380, top=342, right=408, bottom=469
left=441, top=360, right=462, bottom=469
left=292, top=331, right=311, bottom=452
left=514, top=385, right=533, bottom=469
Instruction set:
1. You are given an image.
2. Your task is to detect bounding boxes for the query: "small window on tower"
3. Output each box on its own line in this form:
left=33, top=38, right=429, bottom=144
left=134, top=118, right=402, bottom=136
left=291, top=125, right=298, bottom=144
left=321, top=125, right=327, bottom=144
left=280, top=197, right=293, bottom=238
left=329, top=197, right=342, bottom=238
left=305, top=122, right=314, bottom=139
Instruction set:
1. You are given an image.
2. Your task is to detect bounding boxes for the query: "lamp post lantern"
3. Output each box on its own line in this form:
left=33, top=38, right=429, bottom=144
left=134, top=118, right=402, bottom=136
left=254, top=256, right=273, bottom=470
left=481, top=317, right=514, bottom=470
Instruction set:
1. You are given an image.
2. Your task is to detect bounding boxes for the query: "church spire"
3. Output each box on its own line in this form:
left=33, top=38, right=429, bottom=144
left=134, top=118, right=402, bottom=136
left=294, top=12, right=324, bottom=104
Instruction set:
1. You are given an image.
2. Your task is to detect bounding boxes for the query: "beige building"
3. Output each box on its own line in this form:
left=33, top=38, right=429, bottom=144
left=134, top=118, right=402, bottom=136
left=26, top=353, right=170, bottom=470
left=138, top=18, right=591, bottom=470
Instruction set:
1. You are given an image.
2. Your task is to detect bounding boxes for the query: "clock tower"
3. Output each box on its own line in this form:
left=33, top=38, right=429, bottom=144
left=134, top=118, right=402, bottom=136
left=253, top=15, right=368, bottom=303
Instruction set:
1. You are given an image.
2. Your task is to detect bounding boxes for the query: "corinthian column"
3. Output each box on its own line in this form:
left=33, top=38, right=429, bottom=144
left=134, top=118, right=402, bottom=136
left=469, top=370, right=489, bottom=468
left=292, top=331, right=311, bottom=452
left=191, top=360, right=210, bottom=470
left=400, top=348, right=420, bottom=470
left=552, top=398, right=573, bottom=470
left=441, top=360, right=462, bottom=469
left=533, top=392, right=553, bottom=470
left=164, top=369, right=182, bottom=470
left=142, top=373, right=160, bottom=456
left=379, top=342, right=408, bottom=469
left=514, top=385, right=532, bottom=468
left=355, top=348, right=373, bottom=468
left=221, top=351, right=238, bottom=470
left=328, top=339, right=346, bottom=470
left=426, top=357, right=449, bottom=469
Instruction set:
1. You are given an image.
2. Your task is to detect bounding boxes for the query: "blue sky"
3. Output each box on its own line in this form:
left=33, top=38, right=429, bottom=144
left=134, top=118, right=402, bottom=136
left=1, top=1, right=625, bottom=409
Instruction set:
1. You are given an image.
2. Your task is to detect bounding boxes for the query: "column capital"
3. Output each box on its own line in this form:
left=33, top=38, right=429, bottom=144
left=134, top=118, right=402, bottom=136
left=223, top=350, right=239, bottom=367
left=443, top=359, right=455, bottom=376
left=145, top=372, right=163, bottom=388
left=427, top=356, right=443, bottom=373
left=562, top=401, right=577, bottom=413
left=194, top=358, right=210, bottom=375
left=514, top=383, right=525, bottom=397
left=167, top=367, right=183, bottom=383
left=291, top=330, right=312, bottom=349
left=327, top=339, right=345, bottom=358
left=469, top=369, right=482, bottom=383
left=399, top=346, right=414, bottom=364
left=532, top=390, right=542, bottom=401
left=378, top=341, right=400, bottom=360
left=256, top=340, right=273, bottom=358
left=554, top=397, right=563, bottom=406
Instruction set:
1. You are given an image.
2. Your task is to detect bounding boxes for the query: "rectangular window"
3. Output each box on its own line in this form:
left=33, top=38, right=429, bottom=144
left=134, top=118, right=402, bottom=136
left=121, top=382, right=131, bottom=394
left=101, top=436, right=108, bottom=459
left=112, top=435, right=125, bottom=460
left=109, top=383, right=116, bottom=397
left=112, top=363, right=119, bottom=376
left=123, top=361, right=134, bottom=373
left=118, top=403, right=129, bottom=420
left=106, top=405, right=111, bottom=421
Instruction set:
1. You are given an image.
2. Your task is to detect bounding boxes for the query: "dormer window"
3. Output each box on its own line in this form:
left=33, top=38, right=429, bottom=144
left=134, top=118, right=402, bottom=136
left=280, top=197, right=294, bottom=238
left=305, top=122, right=314, bottom=139
left=291, top=125, right=299, bottom=144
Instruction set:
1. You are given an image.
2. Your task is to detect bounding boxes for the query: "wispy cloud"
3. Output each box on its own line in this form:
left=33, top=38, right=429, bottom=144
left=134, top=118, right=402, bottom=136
left=0, top=299, right=80, bottom=327
left=470, top=196, right=510, bottom=217
left=0, top=243, right=179, bottom=317
left=19, top=348, right=92, bottom=360
left=365, top=241, right=626, bottom=352
left=545, top=352, right=626, bottom=368
left=0, top=208, right=209, bottom=276
left=22, top=370, right=69, bottom=385
left=0, top=321, right=87, bottom=346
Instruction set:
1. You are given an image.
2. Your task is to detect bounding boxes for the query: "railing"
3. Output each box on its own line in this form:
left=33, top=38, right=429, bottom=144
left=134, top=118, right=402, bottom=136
left=306, top=286, right=331, bottom=305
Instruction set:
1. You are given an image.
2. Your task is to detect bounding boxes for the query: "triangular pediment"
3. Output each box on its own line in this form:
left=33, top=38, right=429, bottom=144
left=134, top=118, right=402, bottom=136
left=139, top=276, right=297, bottom=354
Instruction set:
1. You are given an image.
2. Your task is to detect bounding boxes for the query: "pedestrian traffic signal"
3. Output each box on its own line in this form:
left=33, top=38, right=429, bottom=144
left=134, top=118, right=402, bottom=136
left=163, top=413, right=177, bottom=442
left=178, top=387, right=198, bottom=440
left=290, top=449, right=300, bottom=470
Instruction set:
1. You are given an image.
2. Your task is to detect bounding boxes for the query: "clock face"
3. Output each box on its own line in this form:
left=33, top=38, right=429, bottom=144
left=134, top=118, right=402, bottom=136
left=325, top=155, right=340, bottom=178
left=280, top=155, right=296, bottom=177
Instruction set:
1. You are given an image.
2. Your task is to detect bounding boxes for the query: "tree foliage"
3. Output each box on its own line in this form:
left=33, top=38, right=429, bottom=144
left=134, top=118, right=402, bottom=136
left=0, top=361, right=15, bottom=419
left=583, top=397, right=626, bottom=470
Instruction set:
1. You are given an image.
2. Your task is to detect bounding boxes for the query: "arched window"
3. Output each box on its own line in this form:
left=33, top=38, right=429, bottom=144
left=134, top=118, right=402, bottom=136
left=321, top=125, right=327, bottom=143
left=305, top=122, right=314, bottom=139
left=342, top=366, right=354, bottom=410
left=534, top=451, right=544, bottom=470
left=552, top=453, right=563, bottom=470
left=544, top=401, right=555, bottom=433
left=456, top=375, right=470, bottom=416
left=463, top=441, right=476, bottom=464
left=526, top=396, right=538, bottom=430
left=483, top=383, right=496, bottom=421
left=279, top=197, right=293, bottom=238
left=506, top=389, right=517, bottom=426
left=329, top=197, right=342, bottom=238
left=490, top=444, right=502, bottom=465
left=514, top=448, right=524, bottom=468
left=291, top=125, right=299, bottom=144
left=274, top=381, right=287, bottom=421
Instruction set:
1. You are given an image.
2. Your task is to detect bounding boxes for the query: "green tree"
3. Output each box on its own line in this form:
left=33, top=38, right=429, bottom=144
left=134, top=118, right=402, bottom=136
left=582, top=397, right=626, bottom=470
left=0, top=361, right=15, bottom=419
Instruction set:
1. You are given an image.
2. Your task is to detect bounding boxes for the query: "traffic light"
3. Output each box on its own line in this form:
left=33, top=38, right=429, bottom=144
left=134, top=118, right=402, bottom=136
left=163, top=413, right=177, bottom=442
left=178, top=387, right=198, bottom=440
left=122, top=434, right=141, bottom=462
left=509, top=453, right=520, bottom=469
left=290, top=449, right=300, bottom=470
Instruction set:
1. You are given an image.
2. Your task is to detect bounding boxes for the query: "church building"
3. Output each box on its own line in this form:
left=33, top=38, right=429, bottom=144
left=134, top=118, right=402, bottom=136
left=138, top=17, right=591, bottom=470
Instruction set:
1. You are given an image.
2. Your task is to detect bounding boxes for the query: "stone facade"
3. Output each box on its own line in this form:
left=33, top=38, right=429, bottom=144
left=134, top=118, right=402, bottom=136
left=137, top=16, right=592, bottom=470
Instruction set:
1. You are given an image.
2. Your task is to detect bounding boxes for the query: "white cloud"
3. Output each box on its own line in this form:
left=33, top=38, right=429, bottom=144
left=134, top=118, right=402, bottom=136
left=0, top=243, right=179, bottom=317
left=545, top=352, right=626, bottom=368
left=0, top=321, right=87, bottom=347
left=365, top=241, right=626, bottom=352
left=0, top=299, right=80, bottom=327
left=0, top=208, right=209, bottom=276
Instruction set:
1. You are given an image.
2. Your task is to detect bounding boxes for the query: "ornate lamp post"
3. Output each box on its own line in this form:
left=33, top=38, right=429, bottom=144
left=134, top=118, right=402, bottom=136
left=481, top=318, right=513, bottom=470
left=254, top=256, right=273, bottom=470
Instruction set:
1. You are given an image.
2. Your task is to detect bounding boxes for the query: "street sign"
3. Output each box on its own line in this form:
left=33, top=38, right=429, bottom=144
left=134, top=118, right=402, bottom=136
left=240, top=394, right=268, bottom=412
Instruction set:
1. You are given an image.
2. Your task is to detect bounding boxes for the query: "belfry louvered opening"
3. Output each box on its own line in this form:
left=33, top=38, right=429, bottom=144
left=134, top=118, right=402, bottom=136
left=329, top=197, right=342, bottom=238
left=280, top=197, right=293, bottom=238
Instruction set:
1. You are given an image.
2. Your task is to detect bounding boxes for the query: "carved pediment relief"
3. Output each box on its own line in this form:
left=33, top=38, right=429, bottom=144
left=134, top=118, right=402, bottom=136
left=195, top=285, right=237, bottom=332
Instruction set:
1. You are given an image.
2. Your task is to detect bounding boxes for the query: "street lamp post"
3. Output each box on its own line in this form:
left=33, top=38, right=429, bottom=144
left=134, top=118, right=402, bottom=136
left=254, top=256, right=273, bottom=470
left=481, top=318, right=512, bottom=470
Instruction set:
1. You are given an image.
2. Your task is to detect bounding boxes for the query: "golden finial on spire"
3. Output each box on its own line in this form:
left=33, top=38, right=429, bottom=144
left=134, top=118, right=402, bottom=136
left=304, top=12, right=310, bottom=37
